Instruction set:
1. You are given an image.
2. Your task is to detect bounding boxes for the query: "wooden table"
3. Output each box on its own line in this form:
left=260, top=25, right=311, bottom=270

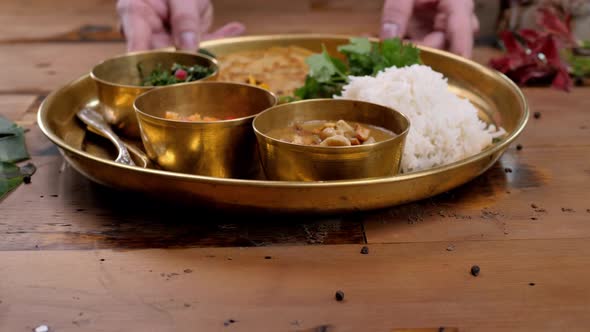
left=1, top=1, right=590, bottom=331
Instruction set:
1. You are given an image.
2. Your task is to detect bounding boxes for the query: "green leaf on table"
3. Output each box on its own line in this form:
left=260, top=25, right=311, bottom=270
left=0, top=162, right=36, bottom=200
left=0, top=116, right=29, bottom=163
left=0, top=162, right=23, bottom=199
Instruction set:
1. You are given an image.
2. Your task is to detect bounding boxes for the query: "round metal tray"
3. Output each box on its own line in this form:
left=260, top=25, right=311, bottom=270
left=38, top=34, right=528, bottom=213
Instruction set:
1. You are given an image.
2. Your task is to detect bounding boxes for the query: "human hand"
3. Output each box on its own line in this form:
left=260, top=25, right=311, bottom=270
left=380, top=0, right=479, bottom=58
left=117, top=0, right=246, bottom=52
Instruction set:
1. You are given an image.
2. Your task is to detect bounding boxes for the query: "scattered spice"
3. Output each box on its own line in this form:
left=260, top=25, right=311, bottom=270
left=99, top=258, right=105, bottom=262
left=535, top=208, right=547, bottom=213
left=531, top=217, right=538, bottom=220
left=224, top=319, right=237, bottom=326
left=360, top=246, right=369, bottom=255
left=561, top=207, right=574, bottom=212
left=183, top=269, right=193, bottom=274
left=50, top=194, right=58, bottom=197
left=184, top=303, right=191, bottom=308
left=587, top=209, right=590, bottom=213
left=534, top=112, right=542, bottom=119
left=470, top=265, right=480, bottom=277
left=335, top=290, right=345, bottom=301
left=531, top=203, right=538, bottom=209
left=446, top=244, right=455, bottom=252
left=529, top=282, right=536, bottom=286
left=34, top=325, right=49, bottom=332
left=516, top=144, right=523, bottom=151
left=504, top=167, right=513, bottom=173
left=264, top=256, right=272, bottom=260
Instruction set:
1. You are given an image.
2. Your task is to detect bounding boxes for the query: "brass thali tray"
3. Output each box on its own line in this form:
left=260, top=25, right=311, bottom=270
left=38, top=34, right=528, bottom=213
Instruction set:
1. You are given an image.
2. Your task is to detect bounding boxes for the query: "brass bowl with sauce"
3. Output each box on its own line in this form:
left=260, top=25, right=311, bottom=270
left=134, top=82, right=277, bottom=178
left=91, top=50, right=218, bottom=138
left=253, top=99, right=410, bottom=181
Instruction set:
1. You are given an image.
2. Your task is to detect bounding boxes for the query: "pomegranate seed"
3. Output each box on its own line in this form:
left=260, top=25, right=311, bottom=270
left=175, top=69, right=187, bottom=81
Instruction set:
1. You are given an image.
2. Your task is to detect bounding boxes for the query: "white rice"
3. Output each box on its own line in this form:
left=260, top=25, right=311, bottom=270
left=337, top=64, right=505, bottom=173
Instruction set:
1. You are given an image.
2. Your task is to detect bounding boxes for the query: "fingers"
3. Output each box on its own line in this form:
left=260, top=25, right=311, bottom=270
left=442, top=0, right=474, bottom=58
left=472, top=14, right=480, bottom=35
left=169, top=0, right=202, bottom=50
left=117, top=0, right=152, bottom=51
left=416, top=31, right=446, bottom=50
left=151, top=32, right=173, bottom=49
left=203, top=22, right=246, bottom=41
left=380, top=0, right=415, bottom=39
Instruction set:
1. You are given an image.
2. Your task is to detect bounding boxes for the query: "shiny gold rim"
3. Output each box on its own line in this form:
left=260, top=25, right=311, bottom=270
left=133, top=81, right=278, bottom=126
left=38, top=34, right=529, bottom=188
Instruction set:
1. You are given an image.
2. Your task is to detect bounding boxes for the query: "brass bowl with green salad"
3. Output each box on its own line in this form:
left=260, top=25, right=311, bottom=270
left=90, top=50, right=218, bottom=138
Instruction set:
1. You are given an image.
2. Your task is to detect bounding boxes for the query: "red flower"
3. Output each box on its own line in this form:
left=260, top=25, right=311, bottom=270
left=489, top=6, right=574, bottom=91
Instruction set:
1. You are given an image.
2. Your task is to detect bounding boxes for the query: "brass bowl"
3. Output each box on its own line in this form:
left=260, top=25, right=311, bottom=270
left=90, top=50, right=218, bottom=138
left=253, top=99, right=410, bottom=181
left=134, top=82, right=277, bottom=178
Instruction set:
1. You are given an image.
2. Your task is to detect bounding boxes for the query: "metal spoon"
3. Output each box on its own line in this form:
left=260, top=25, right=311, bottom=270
left=76, top=108, right=135, bottom=166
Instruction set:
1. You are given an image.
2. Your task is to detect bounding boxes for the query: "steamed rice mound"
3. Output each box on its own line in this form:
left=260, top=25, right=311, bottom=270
left=338, top=64, right=504, bottom=173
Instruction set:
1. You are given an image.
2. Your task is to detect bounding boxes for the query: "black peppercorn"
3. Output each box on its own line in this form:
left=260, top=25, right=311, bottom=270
left=516, top=144, right=523, bottom=151
left=335, top=290, right=344, bottom=301
left=470, top=265, right=480, bottom=277
left=360, top=246, right=369, bottom=255
left=533, top=111, right=541, bottom=119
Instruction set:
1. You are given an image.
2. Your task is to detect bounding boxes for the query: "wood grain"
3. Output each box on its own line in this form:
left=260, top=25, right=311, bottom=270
left=0, top=43, right=125, bottom=94
left=0, top=95, right=37, bottom=122
left=0, top=0, right=119, bottom=42
left=0, top=122, right=364, bottom=250
left=1, top=241, right=589, bottom=331
left=364, top=146, right=590, bottom=244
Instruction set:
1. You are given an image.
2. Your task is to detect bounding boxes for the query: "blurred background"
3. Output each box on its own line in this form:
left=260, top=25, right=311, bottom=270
left=1, top=0, right=588, bottom=96
left=2, top=0, right=588, bottom=45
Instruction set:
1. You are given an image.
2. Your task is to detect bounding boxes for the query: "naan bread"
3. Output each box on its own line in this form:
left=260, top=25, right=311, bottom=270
left=217, top=46, right=312, bottom=97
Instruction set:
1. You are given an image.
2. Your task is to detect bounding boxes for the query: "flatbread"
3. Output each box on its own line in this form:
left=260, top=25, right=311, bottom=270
left=217, top=46, right=312, bottom=97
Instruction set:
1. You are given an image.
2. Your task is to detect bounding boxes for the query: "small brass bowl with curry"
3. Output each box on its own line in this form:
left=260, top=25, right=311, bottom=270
left=253, top=99, right=410, bottom=182
left=91, top=50, right=218, bottom=138
left=134, top=82, right=277, bottom=178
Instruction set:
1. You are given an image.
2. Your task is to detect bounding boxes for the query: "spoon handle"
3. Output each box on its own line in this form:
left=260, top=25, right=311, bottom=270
left=76, top=108, right=135, bottom=166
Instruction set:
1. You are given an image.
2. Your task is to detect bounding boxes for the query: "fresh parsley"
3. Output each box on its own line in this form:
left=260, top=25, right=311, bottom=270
left=294, top=37, right=421, bottom=100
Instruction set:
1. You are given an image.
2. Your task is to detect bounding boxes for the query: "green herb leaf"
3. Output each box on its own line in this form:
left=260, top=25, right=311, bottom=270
left=375, top=38, right=421, bottom=74
left=140, top=62, right=214, bottom=86
left=0, top=162, right=23, bottom=199
left=0, top=116, right=29, bottom=163
left=295, top=37, right=421, bottom=100
left=566, top=50, right=590, bottom=77
left=337, top=37, right=372, bottom=55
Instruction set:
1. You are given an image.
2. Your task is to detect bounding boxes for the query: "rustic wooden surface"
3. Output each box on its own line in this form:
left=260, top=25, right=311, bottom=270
left=1, top=0, right=590, bottom=331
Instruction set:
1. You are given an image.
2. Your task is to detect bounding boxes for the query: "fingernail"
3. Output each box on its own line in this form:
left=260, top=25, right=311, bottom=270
left=179, top=31, right=197, bottom=50
left=381, top=23, right=399, bottom=38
